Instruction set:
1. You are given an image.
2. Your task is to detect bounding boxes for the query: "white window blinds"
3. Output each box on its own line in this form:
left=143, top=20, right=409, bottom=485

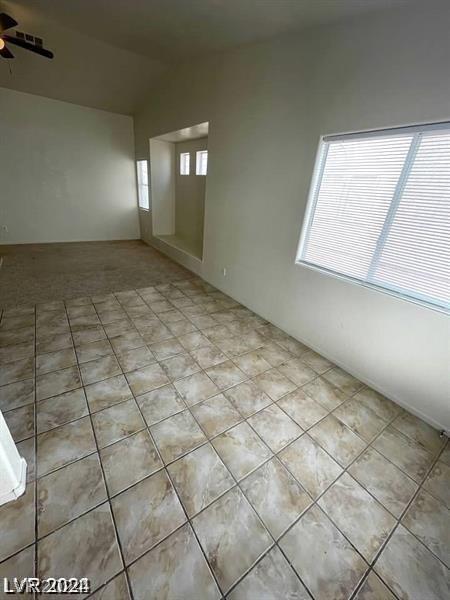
left=298, top=123, right=450, bottom=310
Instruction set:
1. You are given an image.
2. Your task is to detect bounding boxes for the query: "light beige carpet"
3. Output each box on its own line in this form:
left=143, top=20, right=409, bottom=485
left=0, top=240, right=191, bottom=308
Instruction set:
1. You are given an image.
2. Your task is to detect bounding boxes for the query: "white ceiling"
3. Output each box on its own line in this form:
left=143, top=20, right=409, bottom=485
left=25, top=0, right=410, bottom=62
left=0, top=0, right=413, bottom=114
left=0, top=0, right=165, bottom=114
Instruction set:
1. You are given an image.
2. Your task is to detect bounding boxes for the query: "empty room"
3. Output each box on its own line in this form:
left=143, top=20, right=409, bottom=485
left=0, top=1, right=448, bottom=599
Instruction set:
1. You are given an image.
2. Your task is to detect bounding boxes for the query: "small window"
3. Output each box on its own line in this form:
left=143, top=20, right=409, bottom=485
left=196, top=150, right=208, bottom=175
left=180, top=152, right=190, bottom=175
left=297, top=122, right=450, bottom=310
left=136, top=160, right=150, bottom=210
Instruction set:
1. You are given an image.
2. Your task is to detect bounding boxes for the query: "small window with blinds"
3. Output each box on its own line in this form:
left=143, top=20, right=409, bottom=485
left=297, top=123, right=450, bottom=310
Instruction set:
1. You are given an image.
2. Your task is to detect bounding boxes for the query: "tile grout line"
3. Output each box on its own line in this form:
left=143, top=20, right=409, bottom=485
left=88, top=294, right=226, bottom=600
left=99, top=287, right=233, bottom=586
left=18, top=354, right=446, bottom=598
left=348, top=437, right=449, bottom=600
left=100, top=286, right=279, bottom=597
left=125, top=294, right=331, bottom=598
left=1, top=326, right=444, bottom=507
left=181, top=394, right=317, bottom=599
left=0, top=280, right=447, bottom=599
left=3, top=312, right=445, bottom=561
left=33, top=302, right=37, bottom=600
left=78, top=295, right=152, bottom=600
left=161, top=313, right=448, bottom=595
left=27, top=303, right=134, bottom=595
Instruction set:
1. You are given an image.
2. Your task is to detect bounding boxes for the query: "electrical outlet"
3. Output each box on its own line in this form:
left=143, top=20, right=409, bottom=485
left=222, top=267, right=227, bottom=276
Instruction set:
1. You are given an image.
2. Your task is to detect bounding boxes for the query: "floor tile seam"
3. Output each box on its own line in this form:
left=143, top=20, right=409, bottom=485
left=26, top=346, right=411, bottom=500
left=296, top=394, right=438, bottom=494
left=0, top=541, right=37, bottom=571
left=111, top=311, right=280, bottom=595
left=155, top=376, right=284, bottom=455
left=33, top=301, right=38, bottom=591
left=64, top=306, right=135, bottom=600
left=33, top=495, right=110, bottom=546
left=7, top=283, right=445, bottom=596
left=0, top=365, right=37, bottom=389
left=366, top=422, right=441, bottom=482
left=186, top=401, right=276, bottom=479
left=314, top=408, right=445, bottom=533
left=388, top=419, right=447, bottom=455
left=9, top=301, right=434, bottom=497
left=328, top=398, right=393, bottom=437
left=83, top=570, right=130, bottom=600
left=371, top=441, right=450, bottom=566
left=349, top=566, right=402, bottom=600
left=125, top=371, right=225, bottom=598
left=182, top=390, right=315, bottom=599
left=271, top=407, right=437, bottom=574
left=178, top=347, right=373, bottom=597
left=353, top=442, right=450, bottom=598
left=0, top=339, right=37, bottom=352
left=0, top=336, right=336, bottom=417
left=90, top=295, right=224, bottom=598
left=31, top=446, right=99, bottom=483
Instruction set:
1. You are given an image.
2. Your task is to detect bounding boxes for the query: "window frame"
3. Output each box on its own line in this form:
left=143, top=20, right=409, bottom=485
left=180, top=152, right=190, bottom=175
left=136, top=159, right=150, bottom=211
left=295, top=121, right=450, bottom=314
left=196, top=150, right=208, bottom=176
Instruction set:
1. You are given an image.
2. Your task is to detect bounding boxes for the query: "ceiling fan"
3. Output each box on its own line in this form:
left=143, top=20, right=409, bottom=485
left=0, top=12, right=54, bottom=59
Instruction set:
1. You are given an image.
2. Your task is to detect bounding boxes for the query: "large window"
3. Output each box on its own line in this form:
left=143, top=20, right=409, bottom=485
left=196, top=150, right=208, bottom=175
left=180, top=152, right=190, bottom=175
left=136, top=159, right=150, bottom=210
left=297, top=122, right=450, bottom=310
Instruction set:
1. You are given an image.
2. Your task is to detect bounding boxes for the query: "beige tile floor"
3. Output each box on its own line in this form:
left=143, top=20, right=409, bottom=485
left=0, top=274, right=448, bottom=599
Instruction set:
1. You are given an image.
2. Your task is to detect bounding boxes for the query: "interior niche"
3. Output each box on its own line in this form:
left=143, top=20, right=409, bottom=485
left=150, top=122, right=208, bottom=261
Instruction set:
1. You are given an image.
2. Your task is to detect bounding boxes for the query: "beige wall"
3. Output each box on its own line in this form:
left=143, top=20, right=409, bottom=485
left=149, top=138, right=176, bottom=236
left=175, top=138, right=207, bottom=244
left=135, top=3, right=450, bottom=429
left=0, top=87, right=140, bottom=244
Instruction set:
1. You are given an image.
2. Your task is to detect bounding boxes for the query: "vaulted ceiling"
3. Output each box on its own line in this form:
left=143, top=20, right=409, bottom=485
left=24, top=0, right=408, bottom=62
left=0, top=0, right=414, bottom=114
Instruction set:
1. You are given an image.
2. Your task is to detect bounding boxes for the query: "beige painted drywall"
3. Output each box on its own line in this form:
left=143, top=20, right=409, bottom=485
left=135, top=3, right=450, bottom=429
left=175, top=138, right=207, bottom=247
left=149, top=138, right=176, bottom=236
left=0, top=87, right=140, bottom=244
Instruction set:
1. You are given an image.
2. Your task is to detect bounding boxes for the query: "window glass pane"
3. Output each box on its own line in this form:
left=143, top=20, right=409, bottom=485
left=298, top=124, right=450, bottom=309
left=138, top=184, right=149, bottom=210
left=136, top=160, right=150, bottom=210
left=180, top=152, right=190, bottom=175
left=137, top=160, right=148, bottom=185
left=373, top=131, right=450, bottom=304
left=196, top=150, right=208, bottom=175
left=304, top=136, right=412, bottom=279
